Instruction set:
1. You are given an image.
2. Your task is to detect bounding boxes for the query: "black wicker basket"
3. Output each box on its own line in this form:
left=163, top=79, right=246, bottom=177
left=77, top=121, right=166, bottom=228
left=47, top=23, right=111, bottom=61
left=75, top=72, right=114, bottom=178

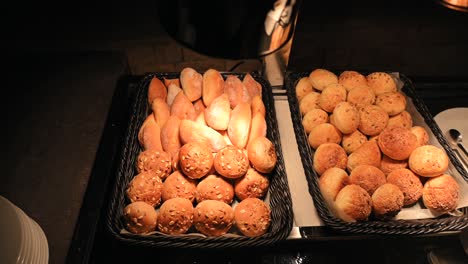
left=105, top=72, right=293, bottom=248
left=285, top=71, right=468, bottom=235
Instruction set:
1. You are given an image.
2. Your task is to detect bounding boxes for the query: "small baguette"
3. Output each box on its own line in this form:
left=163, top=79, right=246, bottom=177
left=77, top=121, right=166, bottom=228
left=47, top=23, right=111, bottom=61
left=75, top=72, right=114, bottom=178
left=138, top=114, right=163, bottom=151
left=147, top=77, right=167, bottom=105
left=163, top=77, right=180, bottom=88
left=205, top=94, right=231, bottom=131
left=228, top=102, right=252, bottom=149
left=225, top=75, right=251, bottom=108
left=243, top=73, right=262, bottom=99
left=251, top=95, right=266, bottom=117
left=202, top=69, right=224, bottom=107
left=247, top=112, right=267, bottom=149
left=179, top=120, right=227, bottom=152
left=180, top=67, right=203, bottom=102
left=160, top=116, right=181, bottom=158
left=151, top=98, right=170, bottom=128
left=170, top=91, right=197, bottom=121
left=166, top=84, right=182, bottom=107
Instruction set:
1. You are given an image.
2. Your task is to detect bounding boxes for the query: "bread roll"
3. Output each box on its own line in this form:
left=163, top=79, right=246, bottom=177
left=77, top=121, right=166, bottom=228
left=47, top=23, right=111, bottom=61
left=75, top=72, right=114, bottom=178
left=295, top=77, right=314, bottom=102
left=308, top=123, right=342, bottom=149
left=123, top=202, right=157, bottom=234
left=251, top=95, right=266, bottom=117
left=342, top=130, right=367, bottom=154
left=138, top=114, right=163, bottom=151
left=372, top=183, right=404, bottom=220
left=163, top=77, right=180, bottom=88
left=234, top=198, right=271, bottom=237
left=126, top=172, right=163, bottom=207
left=409, top=145, right=449, bottom=177
left=338, top=70, right=368, bottom=91
left=358, top=105, right=389, bottom=136
left=234, top=168, right=270, bottom=200
left=308, top=69, right=338, bottom=91
left=375, top=92, right=407, bottom=116
left=313, top=143, right=348, bottom=175
left=214, top=145, right=249, bottom=179
left=378, top=126, right=418, bottom=160
left=157, top=198, right=194, bottom=235
left=202, top=68, right=224, bottom=106
left=166, top=83, right=182, bottom=107
left=380, top=155, right=408, bottom=175
left=136, top=149, right=172, bottom=180
left=349, top=165, right=387, bottom=195
left=318, top=83, right=347, bottom=113
left=319, top=168, right=349, bottom=210
left=196, top=175, right=234, bottom=204
left=160, top=116, right=181, bottom=159
left=423, top=174, right=459, bottom=213
left=347, top=85, right=376, bottom=108
left=332, top=102, right=360, bottom=134
left=179, top=142, right=213, bottom=179
left=161, top=171, right=197, bottom=203
left=247, top=112, right=267, bottom=148
left=179, top=120, right=227, bottom=152
left=204, top=94, right=231, bottom=130
left=194, top=200, right=234, bottom=236
left=411, top=126, right=430, bottom=147
left=387, top=110, right=413, bottom=129
left=147, top=76, right=167, bottom=105
left=366, top=72, right=397, bottom=96
left=228, top=102, right=251, bottom=149
left=243, top=73, right=262, bottom=99
left=347, top=141, right=381, bottom=172
left=193, top=98, right=206, bottom=116
left=151, top=98, right=170, bottom=128
left=299, top=91, right=321, bottom=115
left=171, top=91, right=197, bottom=121
left=334, top=184, right=372, bottom=222
left=387, top=168, right=423, bottom=206
left=225, top=75, right=250, bottom=108
left=302, top=108, right=329, bottom=134
left=247, top=136, right=277, bottom=174
left=180, top=67, right=202, bottom=102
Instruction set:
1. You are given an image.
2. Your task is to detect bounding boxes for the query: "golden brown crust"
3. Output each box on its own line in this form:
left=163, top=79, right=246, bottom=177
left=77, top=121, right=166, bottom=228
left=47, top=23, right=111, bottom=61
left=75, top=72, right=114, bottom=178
left=202, top=69, right=224, bottom=106
left=387, top=110, right=413, bottom=129
left=193, top=98, right=206, bottom=116
left=346, top=141, right=382, bottom=172
left=151, top=98, right=170, bottom=128
left=387, top=168, right=423, bottom=206
left=358, top=105, right=389, bottom=136
left=170, top=91, right=197, bottom=121
left=228, top=102, right=252, bottom=149
left=371, top=183, right=404, bottom=219
left=224, top=75, right=250, bottom=108
left=180, top=67, right=203, bottom=102
left=234, top=168, right=270, bottom=200
left=204, top=94, right=231, bottom=130
left=349, top=165, right=387, bottom=196
left=318, top=83, right=347, bottom=113
left=148, top=77, right=167, bottom=105
left=411, top=126, right=430, bottom=147
left=179, top=120, right=227, bottom=152
left=299, top=91, right=321, bottom=115
left=319, top=167, right=349, bottom=207
left=214, top=145, right=249, bottom=179
left=160, top=116, right=181, bottom=158
left=136, top=149, right=172, bottom=180
left=313, top=143, right=348, bottom=175
left=138, top=114, right=163, bottom=151
left=123, top=201, right=158, bottom=234
left=166, top=84, right=182, bottom=107
left=338, top=70, right=368, bottom=92
left=193, top=200, right=234, bottom=236
left=196, top=175, right=234, bottom=204
left=247, top=112, right=267, bottom=148
left=243, top=73, right=262, bottom=99
left=251, top=95, right=266, bottom=117
left=378, top=126, right=418, bottom=161
left=302, top=108, right=329, bottom=134
left=366, top=72, right=397, bottom=96
left=346, top=85, right=376, bottom=108
left=375, top=92, right=407, bottom=116
left=247, top=136, right=277, bottom=174
left=157, top=198, right=194, bottom=235
left=308, top=69, right=338, bottom=91
left=334, top=184, right=372, bottom=222
left=295, top=77, right=314, bottom=102
left=422, top=174, right=459, bottom=213
left=179, top=142, right=214, bottom=179
left=342, top=130, right=368, bottom=154
left=332, top=102, right=360, bottom=134
left=126, top=172, right=163, bottom=207
left=308, top=123, right=343, bottom=149
left=408, top=145, right=449, bottom=177
left=234, top=198, right=271, bottom=237
left=380, top=155, right=408, bottom=175
left=161, top=171, right=197, bottom=202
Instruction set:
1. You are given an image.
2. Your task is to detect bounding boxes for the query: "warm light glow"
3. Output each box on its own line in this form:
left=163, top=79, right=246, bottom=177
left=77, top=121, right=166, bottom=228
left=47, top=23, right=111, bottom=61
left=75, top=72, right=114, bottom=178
left=438, top=0, right=468, bottom=12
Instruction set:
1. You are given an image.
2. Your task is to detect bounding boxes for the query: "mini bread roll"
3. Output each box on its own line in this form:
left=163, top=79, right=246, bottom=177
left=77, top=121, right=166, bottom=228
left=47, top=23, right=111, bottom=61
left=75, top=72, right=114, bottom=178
left=228, top=102, right=251, bottom=149
left=180, top=67, right=203, bottom=102
left=202, top=68, right=224, bottom=106
left=387, top=168, right=423, bottom=206
left=319, top=168, right=349, bottom=210
left=160, top=116, right=181, bottom=159
left=334, top=184, right=372, bottom=222
left=179, top=142, right=214, bottom=179
left=409, top=145, right=449, bottom=177
left=308, top=123, right=342, bottom=149
left=196, top=175, right=234, bottom=204
left=234, top=168, right=270, bottom=200
left=347, top=85, right=376, bottom=108
left=347, top=141, right=381, bottom=172
left=166, top=84, right=182, bottom=107
left=163, top=77, right=180, bottom=88
left=308, top=69, right=338, bottom=91
left=138, top=114, right=163, bottom=151
left=318, top=83, right=347, bottom=113
left=247, top=136, right=277, bottom=174
left=372, top=183, right=404, bottom=220
left=179, top=120, right=227, bottom=152
left=342, top=130, right=367, bottom=154
left=204, top=94, right=231, bottom=130
left=171, top=91, right=197, bottom=121
left=295, top=77, right=314, bottom=102
left=234, top=198, right=271, bottom=237
left=157, top=198, right=194, bottom=235
left=194, top=200, right=234, bottom=236
left=123, top=202, right=158, bottom=234
left=387, top=110, right=413, bottom=129
left=358, top=105, right=389, bottom=136
left=349, top=165, right=386, bottom=196
left=299, top=91, right=321, bottom=115
left=366, top=72, right=397, bottom=96
left=302, top=108, right=329, bottom=134
left=126, top=172, right=163, bottom=207
left=147, top=76, right=167, bottom=105
left=338, top=70, right=368, bottom=92
left=378, top=126, right=418, bottom=160
left=225, top=75, right=250, bottom=108
left=136, top=149, right=172, bottom=180
left=214, top=145, right=249, bottom=179
left=313, top=143, right=348, bottom=175
left=161, top=171, right=197, bottom=203
left=243, top=73, right=262, bottom=99
left=422, top=174, right=459, bottom=213
left=251, top=95, right=266, bottom=117
left=151, top=98, right=170, bottom=128
left=380, top=155, right=408, bottom=175
left=247, top=112, right=267, bottom=149
left=411, top=126, right=430, bottom=147
left=193, top=98, right=206, bottom=116
left=332, top=102, right=360, bottom=134
left=375, top=92, right=407, bottom=116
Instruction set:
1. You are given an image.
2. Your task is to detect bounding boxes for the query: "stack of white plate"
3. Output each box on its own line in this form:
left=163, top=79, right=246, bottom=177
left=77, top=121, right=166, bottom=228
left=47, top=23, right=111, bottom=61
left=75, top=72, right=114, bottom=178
left=0, top=195, right=49, bottom=264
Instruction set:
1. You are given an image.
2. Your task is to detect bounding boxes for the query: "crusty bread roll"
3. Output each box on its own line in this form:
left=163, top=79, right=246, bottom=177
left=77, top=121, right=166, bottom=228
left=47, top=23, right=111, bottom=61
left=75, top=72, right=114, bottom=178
left=318, top=167, right=349, bottom=210
left=302, top=108, right=329, bottom=134
left=202, top=68, right=224, bottom=106
left=179, top=142, right=213, bottom=179
left=166, top=83, right=182, bottom=107
left=158, top=198, right=194, bottom=235
left=411, top=126, right=430, bottom=147
left=346, top=140, right=381, bottom=172
left=387, top=168, right=423, bottom=206
left=136, top=149, right=172, bottom=180
left=160, top=116, right=181, bottom=159
left=318, top=83, right=347, bottom=113
left=123, top=201, right=158, bottom=234
left=313, top=143, right=348, bottom=175
left=299, top=91, right=321, bottom=115
left=379, top=155, right=408, bottom=175
left=243, top=73, right=262, bottom=99
left=372, top=183, right=404, bottom=220
left=193, top=200, right=234, bottom=236
left=422, top=174, right=459, bottom=213
left=332, top=102, right=360, bottom=134
left=234, top=198, right=271, bottom=237
left=295, top=77, right=314, bottom=102
left=214, top=145, right=249, bottom=179
left=308, top=68, right=338, bottom=91
left=366, top=72, right=397, bottom=96
left=205, top=94, right=231, bottom=130
left=151, top=98, right=170, bottom=128
left=179, top=119, right=227, bottom=152
left=346, top=85, right=376, bottom=108
left=387, top=110, right=413, bottom=129
left=147, top=76, right=167, bottom=105
left=378, top=126, right=418, bottom=161
left=409, top=145, right=449, bottom=177
left=196, top=175, right=234, bottom=204
left=228, top=102, right=251, bottom=149
left=334, top=184, right=372, bottom=222
left=342, top=130, right=367, bottom=154
left=251, top=95, right=266, bottom=117
left=163, top=77, right=180, bottom=88
left=225, top=75, right=251, bottom=108
left=193, top=98, right=206, bottom=116
left=349, top=165, right=386, bottom=196
left=161, top=171, right=197, bottom=203
left=126, top=172, right=163, bottom=207
left=247, top=136, right=277, bottom=174
left=358, top=105, right=389, bottom=136
left=375, top=92, right=407, bottom=116
left=138, top=114, right=163, bottom=151
left=171, top=91, right=197, bottom=121
left=338, top=70, right=368, bottom=92
left=308, top=123, right=342, bottom=149
left=180, top=67, right=202, bottom=102
left=234, top=168, right=270, bottom=200
left=247, top=112, right=267, bottom=148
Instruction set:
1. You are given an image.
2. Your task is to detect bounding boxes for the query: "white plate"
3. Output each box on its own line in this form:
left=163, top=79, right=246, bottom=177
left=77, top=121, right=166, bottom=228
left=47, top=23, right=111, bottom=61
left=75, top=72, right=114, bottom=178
left=0, top=196, right=23, bottom=264
left=433, top=107, right=468, bottom=149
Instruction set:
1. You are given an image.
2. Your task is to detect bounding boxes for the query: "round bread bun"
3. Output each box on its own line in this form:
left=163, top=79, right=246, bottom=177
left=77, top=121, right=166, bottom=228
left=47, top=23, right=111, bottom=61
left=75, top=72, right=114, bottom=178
left=193, top=200, right=234, bottom=236
left=349, top=165, right=387, bottom=196
left=380, top=155, right=408, bottom=175
left=334, top=184, right=372, bottom=222
left=366, top=72, right=397, bottom=96
left=136, top=149, right=172, bottom=180
left=411, top=126, right=430, bottom=147
left=234, top=168, right=270, bottom=200
left=378, top=126, right=418, bottom=161
left=338, top=70, right=368, bottom=92
left=387, top=110, right=413, bottom=129
left=126, top=172, right=163, bottom=207
left=346, top=140, right=382, bottom=172
left=179, top=142, right=213, bottom=179
left=313, top=143, right=348, bottom=175
left=409, top=145, right=449, bottom=177
left=319, top=168, right=349, bottom=209
left=234, top=198, right=271, bottom=237
left=371, top=183, right=404, bottom=220
left=247, top=137, right=277, bottom=174
left=318, top=83, right=347, bottom=113
left=347, top=85, right=376, bottom=108
left=295, top=77, right=314, bottom=102
left=157, top=198, right=194, bottom=235
left=423, top=174, right=459, bottom=213
left=342, top=130, right=368, bottom=154
left=387, top=168, right=423, bottom=206
left=375, top=92, right=407, bottom=116
left=308, top=69, right=338, bottom=91
left=196, top=175, right=234, bottom=204
left=161, top=171, right=197, bottom=203
left=332, top=102, right=360, bottom=134
left=302, top=108, right=329, bottom=134
left=358, top=105, right=389, bottom=136
left=308, top=123, right=342, bottom=149
left=299, top=91, right=321, bottom=115
left=123, top=201, right=158, bottom=234
left=214, top=145, right=249, bottom=179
